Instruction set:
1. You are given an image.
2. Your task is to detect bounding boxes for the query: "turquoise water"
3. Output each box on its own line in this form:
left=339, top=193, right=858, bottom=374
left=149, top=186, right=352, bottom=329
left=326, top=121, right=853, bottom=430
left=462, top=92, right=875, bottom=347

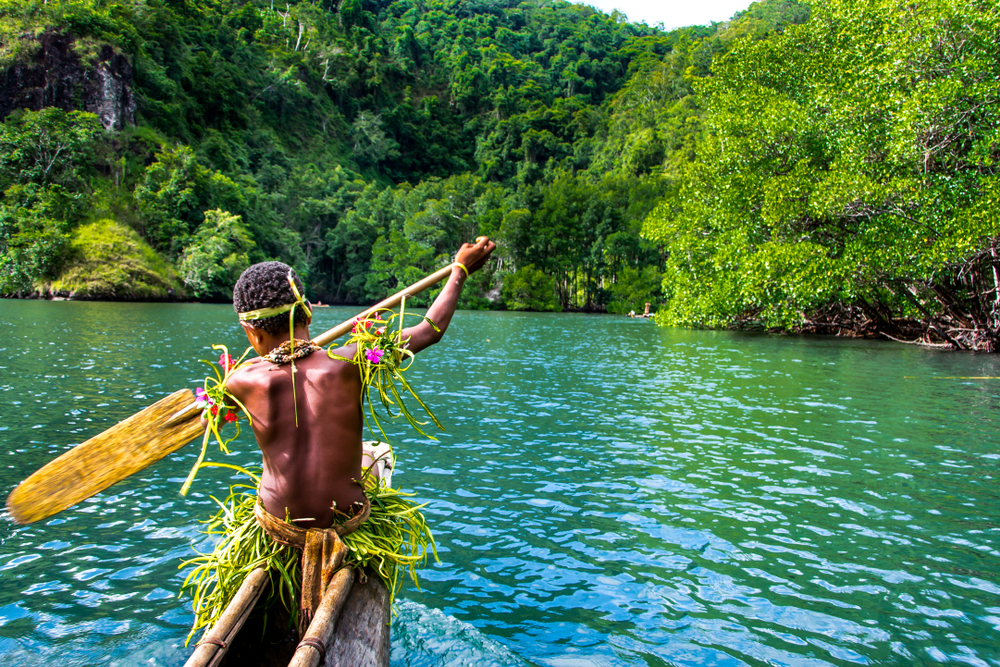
left=1, top=300, right=998, bottom=666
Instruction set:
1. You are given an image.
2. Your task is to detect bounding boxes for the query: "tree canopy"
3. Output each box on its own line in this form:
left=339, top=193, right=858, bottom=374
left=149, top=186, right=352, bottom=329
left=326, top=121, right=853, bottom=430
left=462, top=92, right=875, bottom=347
left=643, top=0, right=1000, bottom=350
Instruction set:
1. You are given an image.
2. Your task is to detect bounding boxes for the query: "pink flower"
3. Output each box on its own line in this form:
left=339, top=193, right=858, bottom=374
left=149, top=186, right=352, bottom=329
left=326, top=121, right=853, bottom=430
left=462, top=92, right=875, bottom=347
left=365, top=347, right=385, bottom=364
left=353, top=318, right=373, bottom=333
left=376, top=327, right=386, bottom=335
left=218, top=353, right=235, bottom=370
left=195, top=387, right=212, bottom=409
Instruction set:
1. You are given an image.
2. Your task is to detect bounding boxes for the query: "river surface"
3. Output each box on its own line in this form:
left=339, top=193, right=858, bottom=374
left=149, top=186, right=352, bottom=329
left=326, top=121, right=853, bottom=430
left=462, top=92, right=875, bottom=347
left=0, top=301, right=998, bottom=667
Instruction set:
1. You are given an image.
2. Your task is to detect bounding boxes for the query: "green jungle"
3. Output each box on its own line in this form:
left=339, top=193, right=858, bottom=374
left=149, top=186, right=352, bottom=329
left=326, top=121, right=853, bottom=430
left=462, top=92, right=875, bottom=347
left=0, top=0, right=997, bottom=350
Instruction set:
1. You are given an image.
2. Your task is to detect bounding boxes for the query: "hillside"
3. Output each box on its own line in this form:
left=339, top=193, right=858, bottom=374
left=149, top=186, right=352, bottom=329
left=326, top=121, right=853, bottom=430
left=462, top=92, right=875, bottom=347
left=0, top=0, right=808, bottom=312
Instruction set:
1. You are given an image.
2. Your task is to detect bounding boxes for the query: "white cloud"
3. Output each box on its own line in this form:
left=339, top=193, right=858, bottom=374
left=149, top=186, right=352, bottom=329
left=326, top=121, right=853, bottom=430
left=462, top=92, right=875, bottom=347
left=568, top=0, right=755, bottom=30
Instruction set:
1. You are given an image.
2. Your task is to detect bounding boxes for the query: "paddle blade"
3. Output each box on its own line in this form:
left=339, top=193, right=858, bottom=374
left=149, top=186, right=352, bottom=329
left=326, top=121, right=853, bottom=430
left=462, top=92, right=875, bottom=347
left=6, top=388, right=206, bottom=525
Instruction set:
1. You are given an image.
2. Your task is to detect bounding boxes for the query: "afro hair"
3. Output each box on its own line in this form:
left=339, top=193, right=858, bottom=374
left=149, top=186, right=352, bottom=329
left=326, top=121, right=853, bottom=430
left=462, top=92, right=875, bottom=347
left=233, top=261, right=311, bottom=335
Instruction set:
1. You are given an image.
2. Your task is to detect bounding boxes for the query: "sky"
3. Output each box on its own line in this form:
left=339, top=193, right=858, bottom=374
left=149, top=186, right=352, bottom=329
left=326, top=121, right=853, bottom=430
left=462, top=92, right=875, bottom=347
left=568, top=0, right=756, bottom=30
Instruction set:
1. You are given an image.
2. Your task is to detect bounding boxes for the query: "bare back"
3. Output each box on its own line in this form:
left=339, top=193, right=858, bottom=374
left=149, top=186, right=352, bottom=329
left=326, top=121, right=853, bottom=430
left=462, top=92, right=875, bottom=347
left=227, top=350, right=366, bottom=528
left=226, top=237, right=496, bottom=529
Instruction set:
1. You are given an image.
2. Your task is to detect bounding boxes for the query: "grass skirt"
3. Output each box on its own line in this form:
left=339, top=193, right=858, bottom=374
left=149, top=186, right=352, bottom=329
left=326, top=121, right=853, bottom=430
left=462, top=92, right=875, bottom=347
left=180, top=467, right=436, bottom=644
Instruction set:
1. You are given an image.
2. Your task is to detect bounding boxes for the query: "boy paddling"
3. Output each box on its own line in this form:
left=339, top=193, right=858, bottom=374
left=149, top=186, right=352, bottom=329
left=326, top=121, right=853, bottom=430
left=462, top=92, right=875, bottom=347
left=184, top=237, right=495, bottom=644
left=228, top=236, right=495, bottom=527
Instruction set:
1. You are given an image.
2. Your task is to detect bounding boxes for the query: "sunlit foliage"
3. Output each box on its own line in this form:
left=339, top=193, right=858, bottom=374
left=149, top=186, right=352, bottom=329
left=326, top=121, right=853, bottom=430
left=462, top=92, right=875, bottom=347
left=644, top=0, right=1000, bottom=348
left=0, top=0, right=809, bottom=317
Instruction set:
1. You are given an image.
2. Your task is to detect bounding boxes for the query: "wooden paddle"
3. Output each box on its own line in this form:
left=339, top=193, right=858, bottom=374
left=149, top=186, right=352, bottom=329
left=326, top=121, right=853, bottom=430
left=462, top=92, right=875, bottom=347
left=5, top=263, right=462, bottom=525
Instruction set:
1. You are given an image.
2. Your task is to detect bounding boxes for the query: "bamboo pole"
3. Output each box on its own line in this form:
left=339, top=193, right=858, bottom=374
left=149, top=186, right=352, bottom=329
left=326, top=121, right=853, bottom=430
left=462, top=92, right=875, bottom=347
left=287, top=568, right=356, bottom=667
left=312, top=263, right=459, bottom=347
left=183, top=567, right=270, bottom=667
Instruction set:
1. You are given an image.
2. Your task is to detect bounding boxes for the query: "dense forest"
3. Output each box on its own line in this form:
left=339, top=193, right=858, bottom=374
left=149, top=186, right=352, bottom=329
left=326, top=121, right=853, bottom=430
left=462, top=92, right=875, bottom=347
left=2, top=0, right=997, bottom=350
left=643, top=0, right=1000, bottom=351
left=0, top=0, right=808, bottom=312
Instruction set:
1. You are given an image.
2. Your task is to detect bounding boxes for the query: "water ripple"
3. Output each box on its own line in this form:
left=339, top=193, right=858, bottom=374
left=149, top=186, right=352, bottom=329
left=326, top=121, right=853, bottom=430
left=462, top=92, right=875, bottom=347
left=1, top=304, right=999, bottom=665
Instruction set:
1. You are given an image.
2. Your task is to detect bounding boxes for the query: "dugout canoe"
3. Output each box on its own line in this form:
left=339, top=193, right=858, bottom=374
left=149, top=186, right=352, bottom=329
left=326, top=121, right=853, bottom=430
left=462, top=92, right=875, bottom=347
left=183, top=566, right=390, bottom=667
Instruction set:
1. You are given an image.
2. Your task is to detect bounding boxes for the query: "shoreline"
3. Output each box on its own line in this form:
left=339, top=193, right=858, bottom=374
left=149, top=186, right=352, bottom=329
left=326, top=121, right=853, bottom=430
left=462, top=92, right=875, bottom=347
left=3, top=294, right=983, bottom=351
left=0, top=293, right=626, bottom=314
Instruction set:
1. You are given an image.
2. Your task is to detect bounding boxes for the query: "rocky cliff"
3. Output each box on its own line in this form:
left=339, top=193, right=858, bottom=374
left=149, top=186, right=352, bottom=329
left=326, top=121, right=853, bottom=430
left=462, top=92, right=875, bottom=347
left=0, top=30, right=135, bottom=130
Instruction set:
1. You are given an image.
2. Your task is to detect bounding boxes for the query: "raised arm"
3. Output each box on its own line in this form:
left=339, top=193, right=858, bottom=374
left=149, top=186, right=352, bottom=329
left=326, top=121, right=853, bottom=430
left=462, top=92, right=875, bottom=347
left=401, top=237, right=496, bottom=354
